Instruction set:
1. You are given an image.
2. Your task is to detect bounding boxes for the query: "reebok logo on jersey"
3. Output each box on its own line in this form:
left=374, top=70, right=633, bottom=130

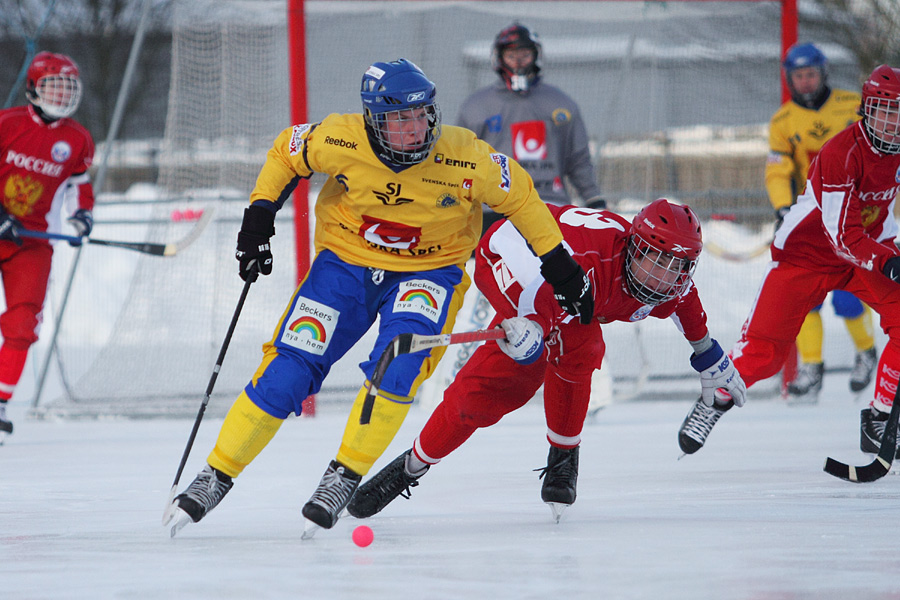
left=5, top=150, right=64, bottom=177
left=324, top=136, right=358, bottom=150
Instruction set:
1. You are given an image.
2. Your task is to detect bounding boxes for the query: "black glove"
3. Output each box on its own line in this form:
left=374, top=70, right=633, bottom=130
left=774, top=206, right=790, bottom=231
left=585, top=196, right=607, bottom=210
left=0, top=208, right=22, bottom=246
left=68, top=208, right=93, bottom=237
left=884, top=256, right=900, bottom=283
left=235, top=203, right=275, bottom=281
left=539, top=244, right=594, bottom=324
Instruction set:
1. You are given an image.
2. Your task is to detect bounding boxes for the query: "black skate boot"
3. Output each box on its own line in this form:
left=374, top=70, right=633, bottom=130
left=536, top=445, right=579, bottom=522
left=0, top=400, right=13, bottom=442
left=850, top=348, right=877, bottom=393
left=302, top=460, right=362, bottom=530
left=347, top=449, right=428, bottom=519
left=678, top=396, right=734, bottom=454
left=167, top=465, right=234, bottom=537
left=860, top=406, right=900, bottom=458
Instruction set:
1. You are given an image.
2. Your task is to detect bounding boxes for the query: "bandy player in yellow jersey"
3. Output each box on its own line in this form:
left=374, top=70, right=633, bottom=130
left=766, top=42, right=877, bottom=402
left=164, top=59, right=594, bottom=536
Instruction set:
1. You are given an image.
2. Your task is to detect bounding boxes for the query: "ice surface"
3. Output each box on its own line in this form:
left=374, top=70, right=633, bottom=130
left=3, top=372, right=900, bottom=600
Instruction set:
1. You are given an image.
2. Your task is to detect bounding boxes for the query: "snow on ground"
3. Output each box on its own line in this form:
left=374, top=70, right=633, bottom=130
left=3, top=369, right=900, bottom=600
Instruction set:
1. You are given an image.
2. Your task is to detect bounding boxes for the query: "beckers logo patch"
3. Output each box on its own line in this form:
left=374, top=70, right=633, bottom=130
left=280, top=296, right=338, bottom=355
left=393, top=280, right=447, bottom=323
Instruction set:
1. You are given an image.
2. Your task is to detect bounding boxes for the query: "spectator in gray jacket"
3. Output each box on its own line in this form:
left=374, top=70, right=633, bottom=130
left=458, top=22, right=603, bottom=233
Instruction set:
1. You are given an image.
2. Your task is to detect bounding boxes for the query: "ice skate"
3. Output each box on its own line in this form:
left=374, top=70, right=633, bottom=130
left=0, top=402, right=13, bottom=444
left=347, top=449, right=428, bottom=519
left=165, top=465, right=234, bottom=537
left=850, top=347, right=877, bottom=393
left=860, top=406, right=900, bottom=458
left=678, top=393, right=734, bottom=455
left=301, top=460, right=361, bottom=530
left=536, top=445, right=579, bottom=523
left=786, top=362, right=823, bottom=405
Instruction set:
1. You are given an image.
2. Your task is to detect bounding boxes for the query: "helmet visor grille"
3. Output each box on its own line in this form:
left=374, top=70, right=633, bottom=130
left=35, top=75, right=82, bottom=119
left=625, top=235, right=696, bottom=305
left=365, top=103, right=441, bottom=166
left=864, top=97, right=900, bottom=154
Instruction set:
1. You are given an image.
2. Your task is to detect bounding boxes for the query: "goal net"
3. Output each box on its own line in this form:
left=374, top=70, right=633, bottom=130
left=35, top=0, right=872, bottom=417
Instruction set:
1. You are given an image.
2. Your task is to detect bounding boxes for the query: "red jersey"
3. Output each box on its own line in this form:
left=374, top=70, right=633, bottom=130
left=0, top=104, right=95, bottom=233
left=773, top=121, right=900, bottom=273
left=475, top=204, right=709, bottom=372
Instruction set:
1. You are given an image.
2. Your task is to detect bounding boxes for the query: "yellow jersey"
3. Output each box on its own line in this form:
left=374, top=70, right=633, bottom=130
left=250, top=113, right=563, bottom=271
left=765, top=88, right=861, bottom=211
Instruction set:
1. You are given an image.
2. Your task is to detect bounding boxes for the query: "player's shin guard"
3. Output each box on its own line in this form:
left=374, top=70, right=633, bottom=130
left=207, top=391, right=284, bottom=478
left=336, top=384, right=414, bottom=476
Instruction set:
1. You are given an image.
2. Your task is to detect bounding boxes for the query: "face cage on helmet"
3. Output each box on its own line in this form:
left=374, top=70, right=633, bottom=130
left=624, top=234, right=697, bottom=306
left=365, top=102, right=441, bottom=166
left=32, top=75, right=82, bottom=119
left=863, top=96, right=900, bottom=155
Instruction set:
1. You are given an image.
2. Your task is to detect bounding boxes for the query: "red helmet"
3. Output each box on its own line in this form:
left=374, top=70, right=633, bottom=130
left=625, top=199, right=703, bottom=305
left=860, top=65, right=900, bottom=155
left=25, top=51, right=83, bottom=119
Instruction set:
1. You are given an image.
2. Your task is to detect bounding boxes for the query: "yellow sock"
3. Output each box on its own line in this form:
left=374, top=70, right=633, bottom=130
left=844, top=305, right=875, bottom=352
left=208, top=391, right=284, bottom=478
left=796, top=311, right=824, bottom=364
left=336, top=385, right=413, bottom=476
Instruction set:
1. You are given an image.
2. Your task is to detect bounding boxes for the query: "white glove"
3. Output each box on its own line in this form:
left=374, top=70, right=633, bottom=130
left=690, top=339, right=747, bottom=407
left=496, top=317, right=544, bottom=365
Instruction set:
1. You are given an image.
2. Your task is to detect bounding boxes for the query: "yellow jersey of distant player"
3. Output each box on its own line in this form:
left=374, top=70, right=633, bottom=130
left=250, top=113, right=563, bottom=271
left=765, top=88, right=861, bottom=211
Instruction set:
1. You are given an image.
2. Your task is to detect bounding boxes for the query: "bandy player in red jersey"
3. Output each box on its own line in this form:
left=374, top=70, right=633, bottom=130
left=678, top=64, right=900, bottom=457
left=347, top=199, right=747, bottom=522
left=0, top=52, right=95, bottom=439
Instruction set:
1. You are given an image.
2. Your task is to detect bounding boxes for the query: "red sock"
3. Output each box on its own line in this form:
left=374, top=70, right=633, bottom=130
left=872, top=342, right=900, bottom=412
left=0, top=345, right=29, bottom=401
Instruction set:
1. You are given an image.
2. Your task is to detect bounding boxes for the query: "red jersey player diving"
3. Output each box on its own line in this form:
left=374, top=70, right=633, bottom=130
left=678, top=64, right=900, bottom=459
left=347, top=198, right=747, bottom=522
left=0, top=52, right=95, bottom=439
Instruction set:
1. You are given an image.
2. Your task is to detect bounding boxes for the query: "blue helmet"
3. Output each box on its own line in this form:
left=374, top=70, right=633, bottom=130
left=782, top=43, right=828, bottom=107
left=361, top=59, right=441, bottom=168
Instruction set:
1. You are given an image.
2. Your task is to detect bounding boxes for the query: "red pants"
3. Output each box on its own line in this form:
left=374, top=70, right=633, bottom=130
left=0, top=240, right=52, bottom=397
left=415, top=316, right=594, bottom=463
left=734, top=261, right=900, bottom=408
